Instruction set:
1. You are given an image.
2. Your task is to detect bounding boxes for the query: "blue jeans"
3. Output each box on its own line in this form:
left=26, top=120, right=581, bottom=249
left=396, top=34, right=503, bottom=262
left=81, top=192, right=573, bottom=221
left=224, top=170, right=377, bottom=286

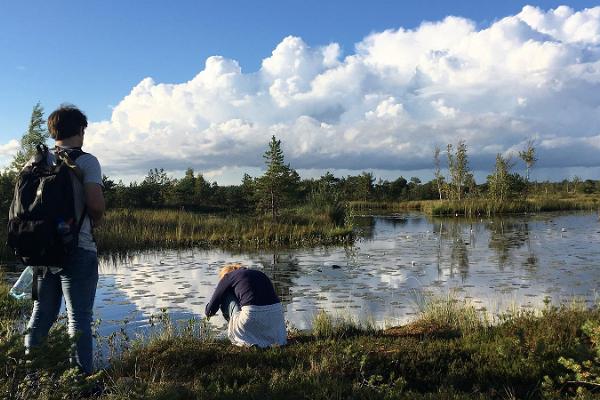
left=220, top=290, right=240, bottom=322
left=25, top=248, right=99, bottom=374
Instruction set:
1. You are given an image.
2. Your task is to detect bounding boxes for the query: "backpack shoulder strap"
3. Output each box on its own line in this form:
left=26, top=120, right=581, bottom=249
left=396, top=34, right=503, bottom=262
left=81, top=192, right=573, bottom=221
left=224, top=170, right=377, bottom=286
left=54, top=146, right=90, bottom=238
left=54, top=147, right=86, bottom=182
left=65, top=147, right=87, bottom=161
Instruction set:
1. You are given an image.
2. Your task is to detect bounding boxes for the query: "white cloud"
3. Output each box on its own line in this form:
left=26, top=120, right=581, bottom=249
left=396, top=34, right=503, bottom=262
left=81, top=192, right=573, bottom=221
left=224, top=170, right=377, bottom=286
left=0, top=139, right=19, bottom=168
left=518, top=5, right=600, bottom=44
left=6, top=5, right=600, bottom=181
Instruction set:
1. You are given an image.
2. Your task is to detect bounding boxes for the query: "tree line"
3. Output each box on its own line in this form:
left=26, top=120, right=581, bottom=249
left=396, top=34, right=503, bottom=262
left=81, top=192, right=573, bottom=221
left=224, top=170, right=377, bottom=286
left=2, top=104, right=600, bottom=220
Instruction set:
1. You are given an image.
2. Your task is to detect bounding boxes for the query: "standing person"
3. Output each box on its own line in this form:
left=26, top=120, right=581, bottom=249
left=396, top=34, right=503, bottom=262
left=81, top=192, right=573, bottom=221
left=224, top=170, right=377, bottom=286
left=205, top=264, right=287, bottom=348
left=24, top=104, right=105, bottom=374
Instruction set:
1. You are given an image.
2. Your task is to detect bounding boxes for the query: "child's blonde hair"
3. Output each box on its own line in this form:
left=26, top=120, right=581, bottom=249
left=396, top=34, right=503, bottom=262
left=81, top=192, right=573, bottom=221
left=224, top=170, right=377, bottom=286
left=218, top=263, right=244, bottom=279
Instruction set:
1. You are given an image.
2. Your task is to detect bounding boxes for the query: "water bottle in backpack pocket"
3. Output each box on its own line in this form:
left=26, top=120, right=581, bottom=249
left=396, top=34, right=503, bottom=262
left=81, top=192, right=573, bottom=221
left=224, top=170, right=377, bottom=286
left=9, top=266, right=34, bottom=300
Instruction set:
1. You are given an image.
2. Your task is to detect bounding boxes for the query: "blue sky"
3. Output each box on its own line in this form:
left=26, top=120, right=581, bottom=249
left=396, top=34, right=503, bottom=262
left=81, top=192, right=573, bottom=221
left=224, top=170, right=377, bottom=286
left=2, top=1, right=600, bottom=183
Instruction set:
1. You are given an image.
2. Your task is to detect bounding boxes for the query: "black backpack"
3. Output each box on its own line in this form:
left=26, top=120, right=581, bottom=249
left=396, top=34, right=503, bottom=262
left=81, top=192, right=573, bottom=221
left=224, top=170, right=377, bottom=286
left=7, top=144, right=87, bottom=267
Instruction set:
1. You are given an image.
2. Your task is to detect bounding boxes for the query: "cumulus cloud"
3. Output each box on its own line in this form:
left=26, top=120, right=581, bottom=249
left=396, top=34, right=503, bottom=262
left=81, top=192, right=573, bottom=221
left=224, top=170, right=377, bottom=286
left=27, top=5, right=600, bottom=180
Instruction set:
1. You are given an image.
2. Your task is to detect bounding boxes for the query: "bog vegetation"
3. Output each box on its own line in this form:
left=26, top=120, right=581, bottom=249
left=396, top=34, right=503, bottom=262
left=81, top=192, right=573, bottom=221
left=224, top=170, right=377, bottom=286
left=2, top=106, right=600, bottom=398
left=2, top=276, right=600, bottom=399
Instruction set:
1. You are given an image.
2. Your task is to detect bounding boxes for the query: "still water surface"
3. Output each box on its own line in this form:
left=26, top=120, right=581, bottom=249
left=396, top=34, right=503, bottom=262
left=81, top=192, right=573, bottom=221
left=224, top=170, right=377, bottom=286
left=95, top=211, right=600, bottom=337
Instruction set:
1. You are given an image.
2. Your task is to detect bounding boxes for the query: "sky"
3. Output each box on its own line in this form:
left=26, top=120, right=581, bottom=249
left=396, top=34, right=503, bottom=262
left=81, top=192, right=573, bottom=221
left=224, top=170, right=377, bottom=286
left=1, top=0, right=600, bottom=184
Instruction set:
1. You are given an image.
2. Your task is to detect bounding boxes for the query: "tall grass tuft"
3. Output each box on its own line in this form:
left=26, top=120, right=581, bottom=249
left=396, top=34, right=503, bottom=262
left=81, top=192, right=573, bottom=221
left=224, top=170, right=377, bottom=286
left=414, top=292, right=484, bottom=334
left=312, top=310, right=375, bottom=339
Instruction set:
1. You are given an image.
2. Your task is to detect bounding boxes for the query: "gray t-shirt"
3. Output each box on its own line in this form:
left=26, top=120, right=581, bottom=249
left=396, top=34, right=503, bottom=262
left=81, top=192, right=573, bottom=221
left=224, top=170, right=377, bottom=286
left=47, top=147, right=103, bottom=253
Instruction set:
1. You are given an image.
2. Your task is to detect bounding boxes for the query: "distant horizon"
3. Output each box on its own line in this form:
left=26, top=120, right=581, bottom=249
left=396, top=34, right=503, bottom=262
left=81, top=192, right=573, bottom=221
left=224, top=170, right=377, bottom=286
left=2, top=1, right=600, bottom=184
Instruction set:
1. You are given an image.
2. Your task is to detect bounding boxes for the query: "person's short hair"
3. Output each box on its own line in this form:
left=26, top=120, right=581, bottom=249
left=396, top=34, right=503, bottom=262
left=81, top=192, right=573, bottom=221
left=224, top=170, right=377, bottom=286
left=219, top=263, right=244, bottom=279
left=47, top=104, right=88, bottom=140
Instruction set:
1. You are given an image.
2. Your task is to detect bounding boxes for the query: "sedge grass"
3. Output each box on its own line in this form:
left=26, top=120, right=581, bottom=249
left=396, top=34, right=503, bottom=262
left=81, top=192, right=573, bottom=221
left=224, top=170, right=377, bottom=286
left=412, top=291, right=484, bottom=334
left=349, top=200, right=424, bottom=212
left=311, top=310, right=376, bottom=339
left=351, top=195, right=600, bottom=217
left=93, top=208, right=354, bottom=253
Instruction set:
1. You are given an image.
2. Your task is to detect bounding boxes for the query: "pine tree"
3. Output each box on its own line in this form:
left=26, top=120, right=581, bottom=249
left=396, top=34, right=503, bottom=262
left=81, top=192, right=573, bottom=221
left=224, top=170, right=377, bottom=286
left=356, top=172, right=374, bottom=202
left=174, top=168, right=196, bottom=206
left=11, top=102, right=49, bottom=171
left=240, top=173, right=257, bottom=209
left=0, top=170, right=16, bottom=217
left=256, top=136, right=299, bottom=219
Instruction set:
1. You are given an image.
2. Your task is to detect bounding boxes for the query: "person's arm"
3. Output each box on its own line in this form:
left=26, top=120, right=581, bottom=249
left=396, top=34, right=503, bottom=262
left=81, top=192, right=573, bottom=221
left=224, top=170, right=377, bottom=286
left=78, top=154, right=105, bottom=225
left=205, top=275, right=233, bottom=317
left=84, top=183, right=105, bottom=224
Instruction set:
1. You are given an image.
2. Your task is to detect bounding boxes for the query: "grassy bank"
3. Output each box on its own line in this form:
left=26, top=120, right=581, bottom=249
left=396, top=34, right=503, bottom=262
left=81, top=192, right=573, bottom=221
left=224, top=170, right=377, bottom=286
left=2, top=280, right=600, bottom=399
left=351, top=195, right=600, bottom=217
left=111, top=305, right=599, bottom=399
left=95, top=207, right=353, bottom=253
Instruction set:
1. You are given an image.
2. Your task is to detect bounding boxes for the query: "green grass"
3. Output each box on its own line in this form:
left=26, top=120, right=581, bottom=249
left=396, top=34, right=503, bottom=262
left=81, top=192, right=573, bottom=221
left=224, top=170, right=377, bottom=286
left=106, top=302, right=599, bottom=400
left=2, top=282, right=600, bottom=399
left=311, top=309, right=376, bottom=339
